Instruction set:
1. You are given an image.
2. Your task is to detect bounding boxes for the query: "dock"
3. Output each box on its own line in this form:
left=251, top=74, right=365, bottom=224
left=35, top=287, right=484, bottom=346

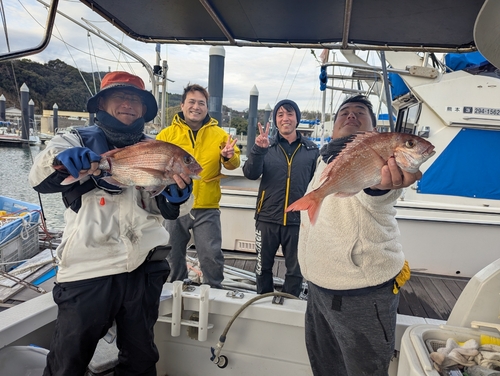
left=0, top=135, right=32, bottom=147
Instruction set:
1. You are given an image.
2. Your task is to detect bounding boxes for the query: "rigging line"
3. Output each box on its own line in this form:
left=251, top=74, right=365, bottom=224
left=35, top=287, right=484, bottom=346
left=274, top=49, right=296, bottom=104
left=53, top=23, right=93, bottom=96
left=110, top=32, right=136, bottom=76
left=103, top=40, right=134, bottom=74
left=285, top=49, right=307, bottom=99
left=18, top=0, right=137, bottom=65
left=87, top=32, right=97, bottom=94
left=0, top=0, right=10, bottom=52
left=115, top=33, right=125, bottom=71
left=88, top=33, right=103, bottom=89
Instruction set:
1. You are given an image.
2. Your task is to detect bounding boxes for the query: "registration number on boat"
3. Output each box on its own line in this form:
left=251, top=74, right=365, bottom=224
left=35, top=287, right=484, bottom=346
left=473, top=107, right=500, bottom=116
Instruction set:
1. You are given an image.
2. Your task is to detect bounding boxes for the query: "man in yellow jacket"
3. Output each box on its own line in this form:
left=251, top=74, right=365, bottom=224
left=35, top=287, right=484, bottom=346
left=157, top=83, right=240, bottom=288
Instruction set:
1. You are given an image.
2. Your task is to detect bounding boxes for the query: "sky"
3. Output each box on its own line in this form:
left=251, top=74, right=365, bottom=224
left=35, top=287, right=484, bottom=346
left=0, top=0, right=351, bottom=113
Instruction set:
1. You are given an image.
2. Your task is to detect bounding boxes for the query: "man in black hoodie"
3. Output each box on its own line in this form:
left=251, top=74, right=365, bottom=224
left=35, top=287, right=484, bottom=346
left=243, top=99, right=319, bottom=297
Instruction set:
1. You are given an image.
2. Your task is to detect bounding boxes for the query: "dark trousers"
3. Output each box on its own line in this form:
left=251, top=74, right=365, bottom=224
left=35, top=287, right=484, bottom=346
left=305, top=282, right=399, bottom=376
left=43, top=260, right=170, bottom=376
left=165, top=209, right=224, bottom=288
left=254, top=221, right=302, bottom=297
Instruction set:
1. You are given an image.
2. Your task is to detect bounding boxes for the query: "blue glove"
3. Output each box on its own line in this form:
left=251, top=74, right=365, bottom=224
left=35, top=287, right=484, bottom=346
left=55, top=147, right=101, bottom=178
left=161, top=183, right=193, bottom=204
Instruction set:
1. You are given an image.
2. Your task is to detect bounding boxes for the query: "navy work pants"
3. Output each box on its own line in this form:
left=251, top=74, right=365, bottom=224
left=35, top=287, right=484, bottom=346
left=43, top=260, right=170, bottom=376
left=255, top=221, right=302, bottom=297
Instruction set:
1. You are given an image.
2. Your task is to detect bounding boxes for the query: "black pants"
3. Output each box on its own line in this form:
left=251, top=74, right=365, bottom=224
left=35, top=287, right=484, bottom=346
left=254, top=221, right=303, bottom=297
left=43, top=260, right=170, bottom=376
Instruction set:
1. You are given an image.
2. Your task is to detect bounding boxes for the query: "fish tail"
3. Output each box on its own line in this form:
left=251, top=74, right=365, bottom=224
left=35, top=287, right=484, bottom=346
left=286, top=192, right=323, bottom=225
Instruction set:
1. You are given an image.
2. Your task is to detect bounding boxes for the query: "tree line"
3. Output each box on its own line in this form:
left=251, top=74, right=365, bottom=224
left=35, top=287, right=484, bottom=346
left=0, top=59, right=327, bottom=135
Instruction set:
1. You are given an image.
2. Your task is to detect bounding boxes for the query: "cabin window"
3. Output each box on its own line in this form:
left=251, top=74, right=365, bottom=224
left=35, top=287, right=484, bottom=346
left=395, top=103, right=421, bottom=134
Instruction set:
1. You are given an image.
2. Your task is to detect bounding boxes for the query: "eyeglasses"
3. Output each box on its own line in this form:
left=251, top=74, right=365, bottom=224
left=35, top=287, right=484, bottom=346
left=108, top=93, right=143, bottom=105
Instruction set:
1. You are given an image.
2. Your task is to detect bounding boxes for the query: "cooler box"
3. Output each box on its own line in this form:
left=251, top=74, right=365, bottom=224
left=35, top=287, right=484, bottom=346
left=398, top=323, right=500, bottom=375
left=0, top=197, right=41, bottom=271
left=398, top=258, right=500, bottom=376
left=0, top=196, right=41, bottom=245
left=0, top=345, right=49, bottom=376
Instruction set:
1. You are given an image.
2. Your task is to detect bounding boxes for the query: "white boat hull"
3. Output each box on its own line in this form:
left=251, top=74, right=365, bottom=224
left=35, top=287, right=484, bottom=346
left=220, top=181, right=500, bottom=278
left=0, top=282, right=436, bottom=376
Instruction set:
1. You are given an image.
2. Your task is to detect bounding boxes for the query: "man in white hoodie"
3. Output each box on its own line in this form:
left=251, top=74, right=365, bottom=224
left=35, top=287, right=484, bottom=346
left=298, top=95, right=421, bottom=376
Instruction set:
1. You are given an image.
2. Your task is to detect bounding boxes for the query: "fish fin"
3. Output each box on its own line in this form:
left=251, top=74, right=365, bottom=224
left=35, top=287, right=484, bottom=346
left=60, top=172, right=90, bottom=186
left=336, top=131, right=380, bottom=155
left=203, top=174, right=227, bottom=183
left=101, top=139, right=157, bottom=158
left=286, top=191, right=324, bottom=225
left=101, top=148, right=122, bottom=158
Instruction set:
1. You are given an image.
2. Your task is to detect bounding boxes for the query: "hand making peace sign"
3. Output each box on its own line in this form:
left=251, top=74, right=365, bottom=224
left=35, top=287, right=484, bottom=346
left=221, top=136, right=238, bottom=159
left=255, top=122, right=270, bottom=148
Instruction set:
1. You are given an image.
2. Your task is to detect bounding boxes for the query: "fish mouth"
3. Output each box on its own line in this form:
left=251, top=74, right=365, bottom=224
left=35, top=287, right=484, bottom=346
left=423, top=145, right=436, bottom=158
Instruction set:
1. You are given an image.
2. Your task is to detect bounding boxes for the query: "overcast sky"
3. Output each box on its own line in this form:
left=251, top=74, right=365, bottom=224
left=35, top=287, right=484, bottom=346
left=0, top=0, right=353, bottom=113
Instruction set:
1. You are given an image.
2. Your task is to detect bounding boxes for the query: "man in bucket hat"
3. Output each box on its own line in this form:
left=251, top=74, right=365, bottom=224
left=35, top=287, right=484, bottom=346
left=29, top=71, right=193, bottom=375
left=242, top=99, right=319, bottom=297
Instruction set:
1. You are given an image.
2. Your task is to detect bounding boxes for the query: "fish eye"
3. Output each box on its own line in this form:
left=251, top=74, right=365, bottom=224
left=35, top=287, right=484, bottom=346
left=405, top=140, right=415, bottom=148
left=183, top=155, right=193, bottom=164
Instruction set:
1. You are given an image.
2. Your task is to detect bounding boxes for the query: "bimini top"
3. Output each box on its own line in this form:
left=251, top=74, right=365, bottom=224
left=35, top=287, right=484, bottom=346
left=79, top=0, right=486, bottom=52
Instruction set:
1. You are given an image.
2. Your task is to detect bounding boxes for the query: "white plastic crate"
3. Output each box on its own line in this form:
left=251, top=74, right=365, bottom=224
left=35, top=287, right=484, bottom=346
left=0, top=223, right=40, bottom=272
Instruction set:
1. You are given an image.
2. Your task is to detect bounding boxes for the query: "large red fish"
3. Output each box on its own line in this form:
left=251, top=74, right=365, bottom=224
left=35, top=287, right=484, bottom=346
left=286, top=132, right=435, bottom=224
left=58, top=139, right=202, bottom=197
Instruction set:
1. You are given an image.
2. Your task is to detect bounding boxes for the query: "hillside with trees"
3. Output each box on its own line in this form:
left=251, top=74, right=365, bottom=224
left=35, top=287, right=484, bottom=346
left=0, top=59, right=327, bottom=135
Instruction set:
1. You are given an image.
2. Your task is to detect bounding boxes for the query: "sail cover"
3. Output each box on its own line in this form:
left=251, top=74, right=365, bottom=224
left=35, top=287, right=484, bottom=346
left=417, top=128, right=500, bottom=200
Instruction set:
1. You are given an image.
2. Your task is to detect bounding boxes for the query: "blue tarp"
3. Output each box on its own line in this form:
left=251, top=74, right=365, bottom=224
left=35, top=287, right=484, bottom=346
left=300, top=119, right=320, bottom=125
left=417, top=128, right=500, bottom=200
left=378, top=113, right=396, bottom=121
left=388, top=72, right=410, bottom=100
left=445, top=51, right=489, bottom=71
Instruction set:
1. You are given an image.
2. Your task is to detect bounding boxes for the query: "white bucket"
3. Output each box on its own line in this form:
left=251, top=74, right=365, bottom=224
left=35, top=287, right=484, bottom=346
left=0, top=346, right=48, bottom=376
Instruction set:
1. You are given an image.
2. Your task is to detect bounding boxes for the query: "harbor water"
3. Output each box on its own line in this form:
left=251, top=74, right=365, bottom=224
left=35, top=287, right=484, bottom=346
left=0, top=145, right=66, bottom=230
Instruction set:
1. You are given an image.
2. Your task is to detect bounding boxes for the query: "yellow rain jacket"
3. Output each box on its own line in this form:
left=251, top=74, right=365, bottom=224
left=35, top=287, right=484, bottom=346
left=156, top=113, right=240, bottom=209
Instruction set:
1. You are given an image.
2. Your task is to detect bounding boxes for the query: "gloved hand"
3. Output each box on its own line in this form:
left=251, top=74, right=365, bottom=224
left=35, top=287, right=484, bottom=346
left=161, top=183, right=193, bottom=204
left=55, top=147, right=101, bottom=178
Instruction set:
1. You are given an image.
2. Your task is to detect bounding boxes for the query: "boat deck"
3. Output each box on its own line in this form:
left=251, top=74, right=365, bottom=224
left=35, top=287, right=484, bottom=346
left=222, top=251, right=470, bottom=321
left=1, top=249, right=469, bottom=321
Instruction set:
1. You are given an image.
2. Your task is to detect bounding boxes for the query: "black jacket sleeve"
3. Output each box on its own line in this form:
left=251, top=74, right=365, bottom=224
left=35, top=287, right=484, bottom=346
left=242, top=144, right=269, bottom=180
left=155, top=196, right=181, bottom=220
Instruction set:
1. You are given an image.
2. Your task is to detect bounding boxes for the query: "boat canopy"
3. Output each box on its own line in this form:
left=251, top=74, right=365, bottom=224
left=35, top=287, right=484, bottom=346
left=78, top=0, right=486, bottom=52
left=4, top=1, right=498, bottom=64
left=417, top=128, right=500, bottom=200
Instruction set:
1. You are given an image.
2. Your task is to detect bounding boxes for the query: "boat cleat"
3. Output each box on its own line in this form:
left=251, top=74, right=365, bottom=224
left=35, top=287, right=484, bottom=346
left=226, top=290, right=244, bottom=299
